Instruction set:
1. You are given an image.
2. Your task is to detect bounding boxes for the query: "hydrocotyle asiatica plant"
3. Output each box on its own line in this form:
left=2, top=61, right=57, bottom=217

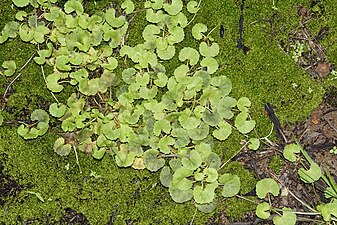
left=0, top=0, right=260, bottom=212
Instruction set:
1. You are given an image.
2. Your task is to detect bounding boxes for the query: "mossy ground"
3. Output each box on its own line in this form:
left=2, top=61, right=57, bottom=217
left=1, top=0, right=337, bottom=224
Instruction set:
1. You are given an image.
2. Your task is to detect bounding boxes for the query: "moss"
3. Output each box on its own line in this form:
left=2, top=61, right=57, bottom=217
left=225, top=196, right=256, bottom=222
left=1, top=0, right=337, bottom=223
left=269, top=154, right=284, bottom=175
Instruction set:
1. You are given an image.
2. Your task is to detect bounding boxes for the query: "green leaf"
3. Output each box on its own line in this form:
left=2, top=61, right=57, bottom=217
left=169, top=183, right=193, bottom=203
left=142, top=25, right=160, bottom=42
left=212, top=121, right=231, bottom=141
left=146, top=9, right=164, bottom=23
left=49, top=103, right=67, bottom=118
left=55, top=56, right=71, bottom=71
left=237, top=97, right=251, bottom=112
left=193, top=182, right=218, bottom=204
left=92, top=147, right=106, bottom=160
left=179, top=47, right=199, bottom=66
left=145, top=0, right=163, bottom=10
left=103, top=57, right=118, bottom=71
left=234, top=111, right=255, bottom=134
left=12, top=0, right=30, bottom=7
left=121, top=0, right=135, bottom=14
left=158, top=136, right=175, bottom=154
left=203, top=152, right=221, bottom=170
left=172, top=167, right=193, bottom=190
left=200, top=57, right=218, bottom=74
left=64, top=0, right=84, bottom=15
left=204, top=168, right=218, bottom=182
left=15, top=11, right=27, bottom=21
left=167, top=26, right=184, bottom=44
left=160, top=166, right=172, bottom=187
left=194, top=172, right=204, bottom=181
left=171, top=127, right=190, bottom=148
left=248, top=138, right=260, bottom=150
left=171, top=12, right=188, bottom=28
left=256, top=202, right=270, bottom=219
left=182, top=150, right=202, bottom=170
left=153, top=119, right=171, bottom=136
left=154, top=72, right=168, bottom=87
left=298, top=162, right=322, bottom=183
left=199, top=42, right=219, bottom=58
left=187, top=1, right=199, bottom=14
left=217, top=97, right=236, bottom=119
left=219, top=173, right=240, bottom=197
left=195, top=199, right=217, bottom=213
left=31, top=109, right=49, bottom=123
left=192, top=23, right=207, bottom=40
left=2, top=21, right=19, bottom=40
left=187, top=122, right=209, bottom=141
left=2, top=60, right=16, bottom=76
left=18, top=25, right=34, bottom=42
left=157, top=45, right=175, bottom=60
left=115, top=148, right=136, bottom=167
left=283, top=143, right=301, bottom=162
left=102, top=122, right=120, bottom=140
left=53, top=137, right=72, bottom=156
left=122, top=68, right=136, bottom=84
left=195, top=143, right=212, bottom=158
left=202, top=110, right=220, bottom=126
left=321, top=201, right=337, bottom=221
left=256, top=178, right=280, bottom=198
left=163, top=0, right=183, bottom=15
left=143, top=149, right=165, bottom=172
left=105, top=8, right=126, bottom=28
left=273, top=208, right=296, bottom=225
left=179, top=114, right=200, bottom=130
left=46, top=73, right=63, bottom=92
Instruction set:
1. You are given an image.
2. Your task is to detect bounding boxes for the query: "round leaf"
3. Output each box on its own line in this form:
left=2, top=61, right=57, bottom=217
left=160, top=166, right=172, bottom=187
left=212, top=121, right=232, bottom=141
left=192, top=23, right=207, bottom=40
left=187, top=1, right=199, bottom=14
left=12, top=0, right=30, bottom=7
left=248, top=138, right=260, bottom=150
left=193, top=182, right=218, bottom=204
left=298, top=162, right=322, bottom=183
left=256, top=202, right=270, bottom=219
left=182, top=150, right=202, bottom=170
left=219, top=173, right=240, bottom=197
left=179, top=47, right=199, bottom=66
left=49, top=103, right=67, bottom=118
left=143, top=149, right=165, bottom=172
left=256, top=178, right=280, bottom=198
left=283, top=143, right=301, bottom=162
left=172, top=167, right=193, bottom=190
left=169, top=183, right=193, bottom=203
left=273, top=208, right=296, bottom=225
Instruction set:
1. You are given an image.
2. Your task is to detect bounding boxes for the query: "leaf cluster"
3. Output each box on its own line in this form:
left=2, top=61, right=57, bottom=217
left=0, top=0, right=259, bottom=213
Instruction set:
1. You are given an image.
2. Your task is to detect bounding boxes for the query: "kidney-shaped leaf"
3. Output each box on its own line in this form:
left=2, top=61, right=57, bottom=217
left=283, top=143, right=301, bottom=162
left=192, top=23, right=207, bottom=40
left=179, top=47, right=199, bottom=66
left=256, top=178, right=280, bottom=199
left=219, top=173, right=240, bottom=197
left=273, top=207, right=296, bottom=225
left=256, top=202, right=270, bottom=219
left=182, top=150, right=202, bottom=170
left=169, top=183, right=193, bottom=203
left=193, top=182, right=218, bottom=204
left=143, top=149, right=165, bottom=172
left=172, top=167, right=193, bottom=190
left=298, top=162, right=322, bottom=183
